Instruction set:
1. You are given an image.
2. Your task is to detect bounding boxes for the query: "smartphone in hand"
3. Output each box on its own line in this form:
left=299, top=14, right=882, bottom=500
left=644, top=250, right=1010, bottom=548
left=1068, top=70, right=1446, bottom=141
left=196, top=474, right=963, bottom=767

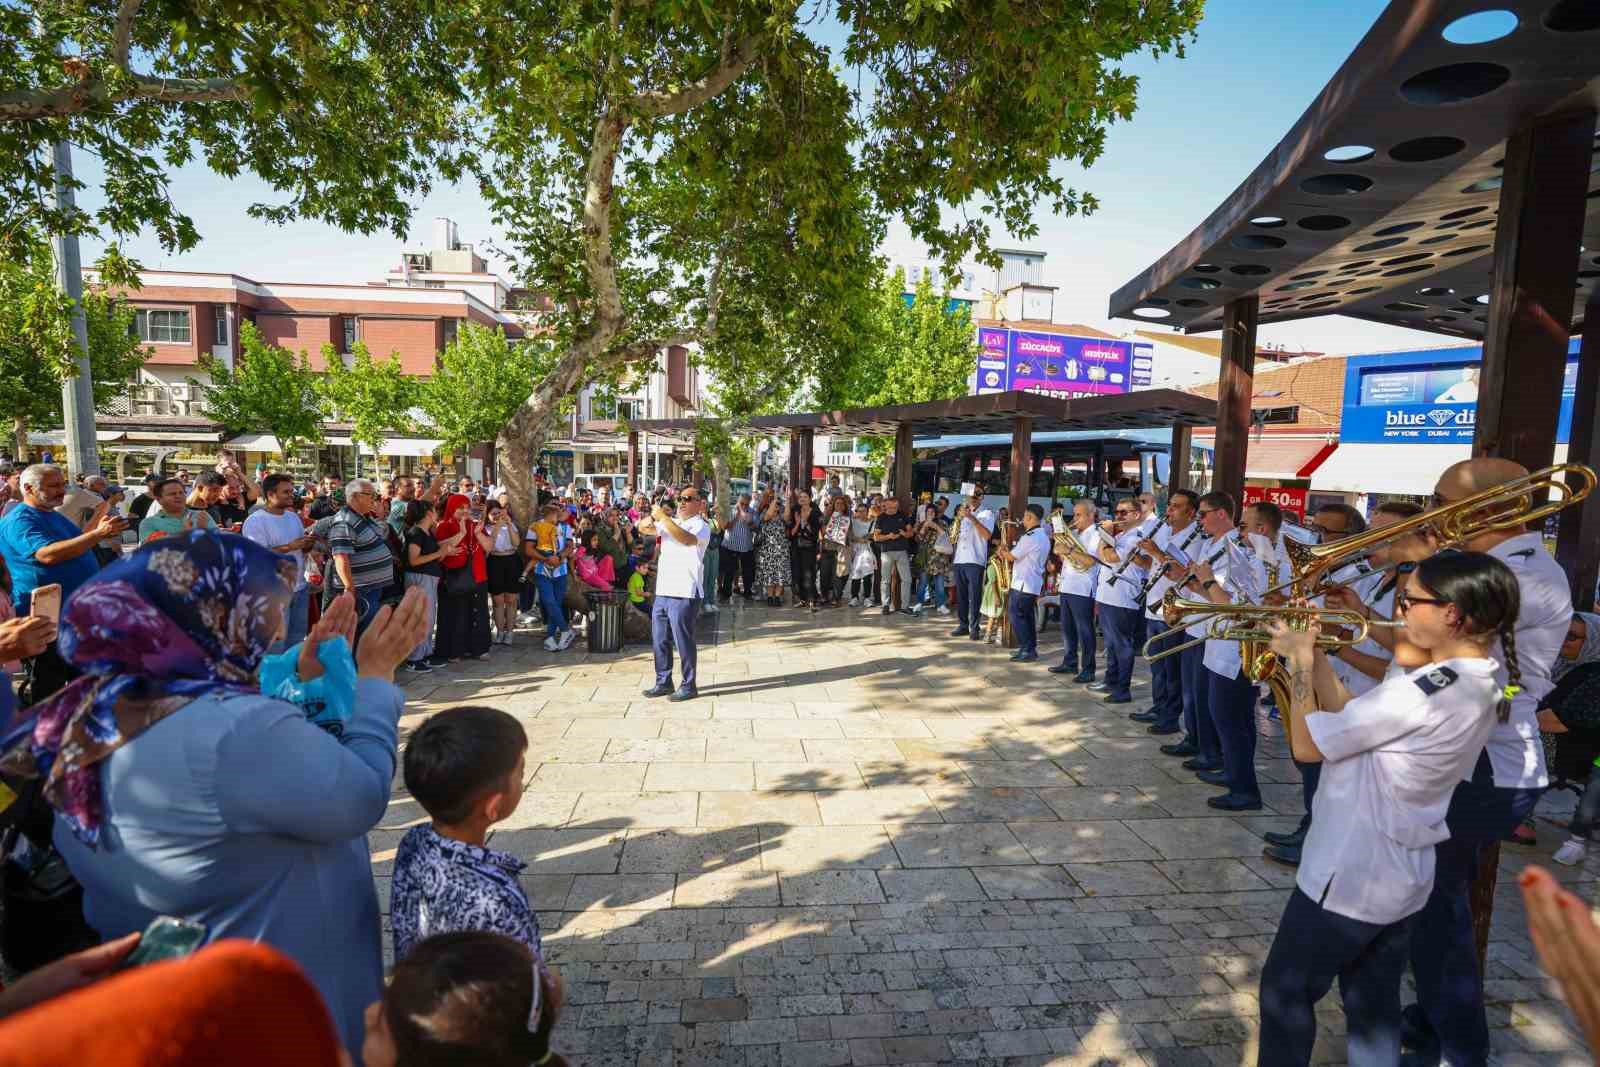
left=30, top=583, right=62, bottom=624
left=119, top=916, right=208, bottom=970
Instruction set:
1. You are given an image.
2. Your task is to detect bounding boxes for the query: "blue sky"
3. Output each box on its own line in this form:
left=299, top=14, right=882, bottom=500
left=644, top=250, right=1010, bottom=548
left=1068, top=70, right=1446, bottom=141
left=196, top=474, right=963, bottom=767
left=81, top=0, right=1450, bottom=356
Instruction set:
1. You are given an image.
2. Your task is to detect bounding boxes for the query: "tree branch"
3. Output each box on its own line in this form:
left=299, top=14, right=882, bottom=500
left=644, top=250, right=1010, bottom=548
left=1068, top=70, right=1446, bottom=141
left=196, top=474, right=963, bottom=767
left=112, top=0, right=143, bottom=70
left=0, top=75, right=247, bottom=122
left=630, top=34, right=763, bottom=118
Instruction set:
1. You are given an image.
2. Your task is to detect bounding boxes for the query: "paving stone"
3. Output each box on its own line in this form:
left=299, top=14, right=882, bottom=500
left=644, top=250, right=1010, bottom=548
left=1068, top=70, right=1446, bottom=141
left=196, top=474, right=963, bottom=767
left=490, top=792, right=582, bottom=830
left=877, top=868, right=988, bottom=903
left=698, top=791, right=823, bottom=827
left=780, top=870, right=887, bottom=906
left=759, top=826, right=902, bottom=871
left=1124, top=818, right=1272, bottom=860
left=1034, top=785, right=1164, bottom=821
left=620, top=827, right=763, bottom=873
left=755, top=763, right=867, bottom=791
left=887, top=824, right=1032, bottom=867
left=488, top=826, right=625, bottom=872
left=925, top=785, right=1058, bottom=823
left=661, top=719, right=757, bottom=739
left=957, top=760, right=1075, bottom=787
left=1154, top=858, right=1273, bottom=893
left=605, top=738, right=710, bottom=762
left=683, top=997, right=750, bottom=1023
left=814, top=788, right=943, bottom=825
left=569, top=791, right=701, bottom=827
left=1063, top=861, right=1177, bottom=897
left=1007, top=821, right=1161, bottom=864
left=971, top=864, right=1082, bottom=900
left=530, top=761, right=647, bottom=792
left=674, top=867, right=783, bottom=907
left=566, top=718, right=665, bottom=739
left=564, top=873, right=677, bottom=910
left=646, top=762, right=755, bottom=791
left=804, top=739, right=905, bottom=763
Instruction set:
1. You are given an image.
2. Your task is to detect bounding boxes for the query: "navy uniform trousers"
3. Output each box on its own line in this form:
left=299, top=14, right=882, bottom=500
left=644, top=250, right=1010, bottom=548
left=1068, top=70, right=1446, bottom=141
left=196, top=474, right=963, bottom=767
left=1058, top=592, right=1096, bottom=675
left=1098, top=603, right=1140, bottom=700
left=952, top=563, right=985, bottom=635
left=1143, top=617, right=1182, bottom=729
left=1259, top=888, right=1412, bottom=1067
left=1405, top=751, right=1544, bottom=1066
left=1179, top=642, right=1217, bottom=765
left=651, top=594, right=701, bottom=691
left=1207, top=666, right=1260, bottom=802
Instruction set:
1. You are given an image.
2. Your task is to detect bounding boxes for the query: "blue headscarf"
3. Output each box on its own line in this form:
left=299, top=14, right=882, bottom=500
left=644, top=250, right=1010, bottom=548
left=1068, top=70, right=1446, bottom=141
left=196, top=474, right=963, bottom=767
left=0, top=529, right=296, bottom=845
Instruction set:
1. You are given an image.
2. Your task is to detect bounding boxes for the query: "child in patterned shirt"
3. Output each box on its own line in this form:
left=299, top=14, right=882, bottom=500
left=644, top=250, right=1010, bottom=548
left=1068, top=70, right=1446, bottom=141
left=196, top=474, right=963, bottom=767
left=389, top=706, right=539, bottom=963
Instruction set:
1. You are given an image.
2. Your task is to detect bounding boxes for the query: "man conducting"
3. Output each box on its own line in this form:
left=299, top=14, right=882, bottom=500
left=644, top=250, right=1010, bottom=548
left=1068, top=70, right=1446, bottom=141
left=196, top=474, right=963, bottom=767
left=642, top=487, right=711, bottom=703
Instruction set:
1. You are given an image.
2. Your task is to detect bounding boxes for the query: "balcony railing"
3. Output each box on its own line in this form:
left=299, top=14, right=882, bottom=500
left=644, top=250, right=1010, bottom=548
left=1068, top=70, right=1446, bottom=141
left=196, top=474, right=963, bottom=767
left=99, top=383, right=211, bottom=419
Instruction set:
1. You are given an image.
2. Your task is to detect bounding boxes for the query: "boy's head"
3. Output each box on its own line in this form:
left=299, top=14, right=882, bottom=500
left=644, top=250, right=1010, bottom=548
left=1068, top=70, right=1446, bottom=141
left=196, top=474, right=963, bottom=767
left=403, top=707, right=528, bottom=828
left=634, top=558, right=650, bottom=575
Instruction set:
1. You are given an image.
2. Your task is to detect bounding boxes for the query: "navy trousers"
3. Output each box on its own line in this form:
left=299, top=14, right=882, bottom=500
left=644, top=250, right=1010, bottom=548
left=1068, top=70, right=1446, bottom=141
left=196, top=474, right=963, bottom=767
left=953, top=563, right=985, bottom=635
left=1207, top=666, right=1260, bottom=801
left=1144, top=617, right=1182, bottom=728
left=1098, top=603, right=1139, bottom=700
left=1294, top=759, right=1321, bottom=836
left=651, top=594, right=701, bottom=691
left=1408, top=751, right=1544, bottom=1066
left=1179, top=641, right=1218, bottom=766
left=1259, top=888, right=1412, bottom=1067
left=1059, top=592, right=1096, bottom=674
left=1008, top=591, right=1039, bottom=657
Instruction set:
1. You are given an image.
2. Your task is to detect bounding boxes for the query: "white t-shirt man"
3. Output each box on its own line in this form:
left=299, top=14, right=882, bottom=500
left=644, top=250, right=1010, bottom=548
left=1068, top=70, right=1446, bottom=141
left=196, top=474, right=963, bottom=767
left=242, top=508, right=308, bottom=590
left=655, top=514, right=711, bottom=599
left=1145, top=521, right=1202, bottom=622
left=1058, top=524, right=1102, bottom=600
left=1008, top=525, right=1050, bottom=596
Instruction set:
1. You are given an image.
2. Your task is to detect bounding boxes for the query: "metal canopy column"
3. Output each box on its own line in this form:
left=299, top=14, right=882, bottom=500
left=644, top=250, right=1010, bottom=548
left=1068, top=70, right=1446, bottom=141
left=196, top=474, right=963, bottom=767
left=1557, top=291, right=1600, bottom=612
left=1474, top=108, right=1597, bottom=469
left=1214, top=296, right=1258, bottom=511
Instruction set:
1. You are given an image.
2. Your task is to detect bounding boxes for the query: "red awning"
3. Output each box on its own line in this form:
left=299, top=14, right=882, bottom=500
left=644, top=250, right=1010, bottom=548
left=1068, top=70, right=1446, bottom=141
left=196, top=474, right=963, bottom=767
left=810, top=466, right=827, bottom=479
left=1197, top=435, right=1337, bottom=480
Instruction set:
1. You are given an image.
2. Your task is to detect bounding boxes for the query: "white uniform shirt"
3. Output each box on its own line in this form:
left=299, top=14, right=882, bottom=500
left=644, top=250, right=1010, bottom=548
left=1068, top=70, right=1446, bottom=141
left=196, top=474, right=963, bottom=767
left=1298, top=656, right=1500, bottom=924
left=952, top=508, right=995, bottom=567
left=1008, top=526, right=1051, bottom=596
left=1201, top=531, right=1267, bottom=678
left=1249, top=531, right=1292, bottom=594
left=1485, top=532, right=1573, bottom=789
left=1094, top=526, right=1148, bottom=610
left=1057, top=524, right=1102, bottom=599
left=1145, top=522, right=1202, bottom=622
left=1327, top=570, right=1393, bottom=699
left=654, top=514, right=711, bottom=598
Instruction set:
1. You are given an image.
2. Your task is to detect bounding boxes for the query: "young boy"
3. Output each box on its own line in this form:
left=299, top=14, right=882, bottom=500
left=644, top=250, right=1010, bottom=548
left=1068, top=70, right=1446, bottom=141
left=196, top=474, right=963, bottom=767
left=627, top=558, right=652, bottom=616
left=389, top=706, right=539, bottom=963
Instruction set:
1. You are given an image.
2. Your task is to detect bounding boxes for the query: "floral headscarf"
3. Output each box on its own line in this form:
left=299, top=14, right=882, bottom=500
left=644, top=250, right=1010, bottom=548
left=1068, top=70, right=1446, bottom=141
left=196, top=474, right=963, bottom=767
left=0, top=529, right=296, bottom=845
left=1553, top=610, right=1600, bottom=683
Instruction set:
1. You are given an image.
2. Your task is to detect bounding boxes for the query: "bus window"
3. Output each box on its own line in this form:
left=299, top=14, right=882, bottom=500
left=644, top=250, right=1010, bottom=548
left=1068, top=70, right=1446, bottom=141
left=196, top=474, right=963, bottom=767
left=1052, top=457, right=1090, bottom=500
left=1029, top=463, right=1053, bottom=499
left=936, top=453, right=963, bottom=492
left=911, top=460, right=937, bottom=498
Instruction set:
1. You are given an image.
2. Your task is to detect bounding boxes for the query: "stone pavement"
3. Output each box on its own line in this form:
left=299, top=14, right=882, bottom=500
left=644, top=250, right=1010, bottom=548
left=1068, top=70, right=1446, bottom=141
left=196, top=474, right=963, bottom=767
left=378, top=600, right=1597, bottom=1066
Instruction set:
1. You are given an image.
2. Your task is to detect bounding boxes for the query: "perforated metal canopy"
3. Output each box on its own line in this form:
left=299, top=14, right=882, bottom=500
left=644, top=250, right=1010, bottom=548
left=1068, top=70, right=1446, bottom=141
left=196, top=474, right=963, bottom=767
left=1108, top=0, right=1600, bottom=340
left=624, top=389, right=1216, bottom=437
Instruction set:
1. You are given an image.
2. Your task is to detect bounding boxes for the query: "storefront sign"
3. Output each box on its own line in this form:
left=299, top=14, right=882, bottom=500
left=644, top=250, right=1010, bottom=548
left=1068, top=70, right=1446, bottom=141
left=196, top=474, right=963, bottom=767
left=973, top=327, right=1133, bottom=399
left=1340, top=341, right=1578, bottom=445
left=1131, top=342, right=1154, bottom=388
left=1242, top=485, right=1307, bottom=523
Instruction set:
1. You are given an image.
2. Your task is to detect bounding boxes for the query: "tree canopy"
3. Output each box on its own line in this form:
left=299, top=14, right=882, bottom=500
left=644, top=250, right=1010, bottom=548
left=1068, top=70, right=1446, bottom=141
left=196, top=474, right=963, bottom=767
left=0, top=238, right=147, bottom=458
left=195, top=322, right=324, bottom=457
left=319, top=342, right=417, bottom=463
left=418, top=323, right=559, bottom=454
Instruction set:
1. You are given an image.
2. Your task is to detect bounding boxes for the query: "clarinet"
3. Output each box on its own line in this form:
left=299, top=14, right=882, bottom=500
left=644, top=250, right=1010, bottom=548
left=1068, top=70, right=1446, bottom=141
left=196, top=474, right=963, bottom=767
left=1103, top=517, right=1160, bottom=589
left=1138, top=523, right=1202, bottom=604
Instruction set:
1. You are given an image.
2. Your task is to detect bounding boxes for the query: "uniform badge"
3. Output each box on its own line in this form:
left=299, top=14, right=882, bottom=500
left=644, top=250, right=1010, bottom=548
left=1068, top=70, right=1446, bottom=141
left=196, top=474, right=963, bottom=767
left=1414, top=666, right=1459, bottom=695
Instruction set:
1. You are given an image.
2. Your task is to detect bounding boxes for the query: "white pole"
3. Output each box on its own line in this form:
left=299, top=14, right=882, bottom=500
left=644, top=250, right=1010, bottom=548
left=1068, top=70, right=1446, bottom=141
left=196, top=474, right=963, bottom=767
left=51, top=140, right=100, bottom=478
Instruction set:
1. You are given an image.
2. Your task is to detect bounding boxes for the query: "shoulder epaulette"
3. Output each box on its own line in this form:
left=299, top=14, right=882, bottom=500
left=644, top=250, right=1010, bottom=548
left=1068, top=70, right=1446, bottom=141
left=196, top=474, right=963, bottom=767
left=1414, top=665, right=1459, bottom=696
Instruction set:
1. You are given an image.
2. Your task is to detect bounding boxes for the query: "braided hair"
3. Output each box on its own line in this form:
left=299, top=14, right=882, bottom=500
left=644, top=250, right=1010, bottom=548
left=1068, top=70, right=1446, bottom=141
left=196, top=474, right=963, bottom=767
left=1414, top=550, right=1522, bottom=722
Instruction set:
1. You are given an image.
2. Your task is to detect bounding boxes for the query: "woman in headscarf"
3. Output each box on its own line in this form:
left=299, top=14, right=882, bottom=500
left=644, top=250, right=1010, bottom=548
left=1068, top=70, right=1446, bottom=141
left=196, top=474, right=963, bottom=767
left=1540, top=611, right=1600, bottom=865
left=0, top=529, right=427, bottom=1057
left=433, top=493, right=493, bottom=662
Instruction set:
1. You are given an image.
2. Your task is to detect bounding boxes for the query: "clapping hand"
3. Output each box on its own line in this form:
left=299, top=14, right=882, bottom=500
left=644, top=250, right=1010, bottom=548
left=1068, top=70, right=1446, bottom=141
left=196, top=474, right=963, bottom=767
left=356, top=587, right=431, bottom=682
left=298, top=590, right=357, bottom=682
left=1519, top=865, right=1600, bottom=1053
left=0, top=932, right=140, bottom=1020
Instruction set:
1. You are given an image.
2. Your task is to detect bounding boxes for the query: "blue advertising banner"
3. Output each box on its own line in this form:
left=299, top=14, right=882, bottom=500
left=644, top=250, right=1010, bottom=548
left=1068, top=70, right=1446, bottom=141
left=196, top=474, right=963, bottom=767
left=1131, top=342, right=1154, bottom=388
left=972, top=327, right=1134, bottom=399
left=1340, top=341, right=1578, bottom=445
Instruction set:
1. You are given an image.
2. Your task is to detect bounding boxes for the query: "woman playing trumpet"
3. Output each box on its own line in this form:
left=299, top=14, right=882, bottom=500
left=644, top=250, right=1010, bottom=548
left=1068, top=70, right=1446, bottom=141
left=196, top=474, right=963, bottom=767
left=1255, top=551, right=1521, bottom=1067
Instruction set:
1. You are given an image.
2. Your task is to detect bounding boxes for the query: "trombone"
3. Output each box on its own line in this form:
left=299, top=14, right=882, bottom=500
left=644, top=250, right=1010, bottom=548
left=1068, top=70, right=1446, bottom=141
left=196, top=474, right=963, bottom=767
left=1141, top=594, right=1376, bottom=665
left=1265, top=462, right=1596, bottom=601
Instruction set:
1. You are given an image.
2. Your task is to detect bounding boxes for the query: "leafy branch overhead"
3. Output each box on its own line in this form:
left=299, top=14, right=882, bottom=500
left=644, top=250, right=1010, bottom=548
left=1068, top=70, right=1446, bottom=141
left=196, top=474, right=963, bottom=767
left=318, top=342, right=417, bottom=456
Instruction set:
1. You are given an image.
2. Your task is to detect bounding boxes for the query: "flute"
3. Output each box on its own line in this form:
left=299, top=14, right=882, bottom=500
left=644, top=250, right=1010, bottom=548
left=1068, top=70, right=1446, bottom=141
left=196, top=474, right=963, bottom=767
left=1104, top=520, right=1164, bottom=589
left=1137, top=523, right=1202, bottom=602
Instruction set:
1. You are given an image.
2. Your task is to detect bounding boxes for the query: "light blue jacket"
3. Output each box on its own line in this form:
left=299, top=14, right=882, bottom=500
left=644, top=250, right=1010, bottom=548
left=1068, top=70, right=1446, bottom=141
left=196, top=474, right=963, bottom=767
left=53, top=677, right=403, bottom=1054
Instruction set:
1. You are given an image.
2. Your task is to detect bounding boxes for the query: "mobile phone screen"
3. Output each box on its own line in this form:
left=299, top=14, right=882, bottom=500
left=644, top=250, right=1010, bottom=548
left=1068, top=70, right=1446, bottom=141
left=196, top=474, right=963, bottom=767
left=120, top=916, right=208, bottom=970
left=30, top=583, right=62, bottom=624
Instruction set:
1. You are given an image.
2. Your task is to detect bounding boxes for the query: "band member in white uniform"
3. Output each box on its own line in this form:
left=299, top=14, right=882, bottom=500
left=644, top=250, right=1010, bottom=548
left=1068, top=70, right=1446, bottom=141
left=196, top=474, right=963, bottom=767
left=949, top=489, right=994, bottom=641
left=1392, top=459, right=1573, bottom=1067
left=1243, top=499, right=1292, bottom=595
left=1091, top=499, right=1149, bottom=705
left=999, top=504, right=1051, bottom=662
left=1256, top=550, right=1521, bottom=1067
left=1137, top=490, right=1205, bottom=751
left=1049, top=499, right=1101, bottom=680
left=1183, top=490, right=1267, bottom=810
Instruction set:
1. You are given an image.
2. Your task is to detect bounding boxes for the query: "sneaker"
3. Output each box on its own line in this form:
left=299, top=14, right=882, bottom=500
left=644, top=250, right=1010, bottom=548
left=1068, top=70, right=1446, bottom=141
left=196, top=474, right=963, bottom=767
left=403, top=659, right=433, bottom=673
left=425, top=655, right=449, bottom=668
left=936, top=606, right=951, bottom=616
left=704, top=602, right=720, bottom=614
left=1552, top=838, right=1588, bottom=866
left=556, top=630, right=577, bottom=651
left=848, top=597, right=860, bottom=607
left=542, top=636, right=558, bottom=651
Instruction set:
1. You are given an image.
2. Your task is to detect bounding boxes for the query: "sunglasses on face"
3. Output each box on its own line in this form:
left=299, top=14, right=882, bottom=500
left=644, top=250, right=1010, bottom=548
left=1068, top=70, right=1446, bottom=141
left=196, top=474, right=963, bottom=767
left=1395, top=590, right=1448, bottom=612
left=1196, top=507, right=1218, bottom=519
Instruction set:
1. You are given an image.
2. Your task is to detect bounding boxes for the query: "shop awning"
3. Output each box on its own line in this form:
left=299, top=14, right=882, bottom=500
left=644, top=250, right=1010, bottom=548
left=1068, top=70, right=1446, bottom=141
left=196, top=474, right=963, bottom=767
left=225, top=432, right=281, bottom=452
left=1193, top=435, right=1338, bottom=481
left=27, top=430, right=126, bottom=445
left=374, top=437, right=443, bottom=457
left=122, top=430, right=222, bottom=443
left=1311, top=443, right=1471, bottom=496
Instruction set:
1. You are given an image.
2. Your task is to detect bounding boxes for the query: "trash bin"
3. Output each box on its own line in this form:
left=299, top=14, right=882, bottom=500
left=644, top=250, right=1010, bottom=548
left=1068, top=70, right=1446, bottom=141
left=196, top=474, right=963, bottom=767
left=586, top=589, right=625, bottom=653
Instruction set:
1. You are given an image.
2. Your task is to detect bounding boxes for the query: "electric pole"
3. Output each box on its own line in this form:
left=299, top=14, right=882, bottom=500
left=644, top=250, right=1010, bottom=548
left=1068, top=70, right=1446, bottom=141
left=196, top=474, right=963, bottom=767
left=51, top=138, right=101, bottom=478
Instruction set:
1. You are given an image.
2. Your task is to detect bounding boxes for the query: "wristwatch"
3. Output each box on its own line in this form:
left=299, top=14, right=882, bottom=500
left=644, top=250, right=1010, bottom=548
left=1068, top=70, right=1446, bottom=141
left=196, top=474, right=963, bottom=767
left=1202, top=579, right=1218, bottom=591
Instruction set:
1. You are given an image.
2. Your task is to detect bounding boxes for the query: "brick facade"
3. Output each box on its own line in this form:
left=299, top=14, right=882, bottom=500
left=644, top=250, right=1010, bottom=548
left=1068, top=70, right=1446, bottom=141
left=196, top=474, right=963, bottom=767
left=1185, top=354, right=1349, bottom=429
left=360, top=317, right=444, bottom=375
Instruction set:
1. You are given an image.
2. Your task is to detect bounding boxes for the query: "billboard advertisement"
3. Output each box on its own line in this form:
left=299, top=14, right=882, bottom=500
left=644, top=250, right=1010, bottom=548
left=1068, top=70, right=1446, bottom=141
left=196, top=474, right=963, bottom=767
left=1340, top=340, right=1578, bottom=445
left=973, top=327, right=1134, bottom=399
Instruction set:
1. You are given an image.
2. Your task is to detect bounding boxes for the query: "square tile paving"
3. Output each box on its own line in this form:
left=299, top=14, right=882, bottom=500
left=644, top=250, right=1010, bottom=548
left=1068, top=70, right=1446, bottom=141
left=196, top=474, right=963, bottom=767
left=383, top=600, right=1595, bottom=1065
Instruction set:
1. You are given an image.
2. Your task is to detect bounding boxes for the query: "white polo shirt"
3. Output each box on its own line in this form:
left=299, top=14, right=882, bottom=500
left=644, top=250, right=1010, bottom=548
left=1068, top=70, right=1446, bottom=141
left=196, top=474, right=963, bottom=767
left=654, top=514, right=711, bottom=598
left=1298, top=656, right=1499, bottom=924
left=1008, top=525, right=1051, bottom=596
left=952, top=508, right=995, bottom=566
left=1326, top=569, right=1393, bottom=698
left=1144, top=521, right=1201, bottom=622
left=1057, top=524, right=1102, bottom=599
left=1093, top=526, right=1147, bottom=611
left=1201, top=531, right=1266, bottom=678
left=1484, top=532, right=1574, bottom=789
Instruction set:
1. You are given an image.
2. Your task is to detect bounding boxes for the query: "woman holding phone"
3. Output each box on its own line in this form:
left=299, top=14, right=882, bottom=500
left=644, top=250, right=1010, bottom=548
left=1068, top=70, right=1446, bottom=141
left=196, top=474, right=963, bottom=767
left=482, top=500, right=522, bottom=645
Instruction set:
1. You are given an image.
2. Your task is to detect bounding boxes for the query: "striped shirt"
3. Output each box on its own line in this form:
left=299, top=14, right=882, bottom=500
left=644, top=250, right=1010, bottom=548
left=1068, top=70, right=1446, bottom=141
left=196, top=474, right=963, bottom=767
left=327, top=506, right=393, bottom=590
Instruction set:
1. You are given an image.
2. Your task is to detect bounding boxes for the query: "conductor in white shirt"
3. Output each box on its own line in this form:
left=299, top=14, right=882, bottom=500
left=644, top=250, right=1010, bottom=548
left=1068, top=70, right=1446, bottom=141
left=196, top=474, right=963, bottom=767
left=949, top=489, right=994, bottom=640
left=997, top=504, right=1050, bottom=662
left=642, top=488, right=711, bottom=702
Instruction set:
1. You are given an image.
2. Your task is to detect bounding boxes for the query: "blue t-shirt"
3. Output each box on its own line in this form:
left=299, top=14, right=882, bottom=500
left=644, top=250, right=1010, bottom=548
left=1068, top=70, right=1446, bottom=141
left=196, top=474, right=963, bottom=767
left=0, top=503, right=102, bottom=613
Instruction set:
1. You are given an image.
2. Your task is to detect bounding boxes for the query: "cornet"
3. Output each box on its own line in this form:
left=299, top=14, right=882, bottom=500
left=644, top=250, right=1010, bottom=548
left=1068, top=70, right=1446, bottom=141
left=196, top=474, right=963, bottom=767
left=1142, top=595, right=1376, bottom=665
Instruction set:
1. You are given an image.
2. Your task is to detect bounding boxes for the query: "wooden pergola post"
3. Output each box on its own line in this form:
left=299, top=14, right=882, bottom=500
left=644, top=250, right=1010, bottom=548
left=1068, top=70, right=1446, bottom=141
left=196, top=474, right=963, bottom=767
left=1214, top=296, right=1258, bottom=511
left=1474, top=108, right=1596, bottom=471
left=1557, top=290, right=1600, bottom=613
left=1167, top=424, right=1193, bottom=497
left=1001, top=415, right=1032, bottom=647
left=798, top=428, right=815, bottom=493
left=787, top=430, right=802, bottom=494
left=893, top=421, right=914, bottom=510
left=626, top=430, right=639, bottom=491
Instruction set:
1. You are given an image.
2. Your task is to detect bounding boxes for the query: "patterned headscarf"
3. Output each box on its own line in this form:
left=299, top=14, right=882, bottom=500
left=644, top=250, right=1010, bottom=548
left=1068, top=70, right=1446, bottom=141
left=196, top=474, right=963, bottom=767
left=0, top=530, right=296, bottom=845
left=1553, top=610, right=1600, bottom=684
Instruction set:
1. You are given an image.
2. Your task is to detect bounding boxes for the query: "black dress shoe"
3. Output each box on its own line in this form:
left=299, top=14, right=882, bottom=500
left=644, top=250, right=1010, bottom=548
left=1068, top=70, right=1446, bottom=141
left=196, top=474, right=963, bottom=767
left=1009, top=650, right=1027, bottom=661
left=1263, top=827, right=1308, bottom=848
left=1161, top=741, right=1199, bottom=757
left=1180, top=756, right=1216, bottom=771
left=1147, top=723, right=1181, bottom=736
left=1196, top=769, right=1229, bottom=787
left=1047, top=663, right=1074, bottom=674
left=1207, top=793, right=1263, bottom=812
left=668, top=687, right=699, bottom=702
left=1072, top=671, right=1094, bottom=683
left=1129, top=710, right=1159, bottom=723
left=1103, top=694, right=1132, bottom=705
left=950, top=627, right=970, bottom=638
left=1400, top=1005, right=1437, bottom=1055
left=642, top=684, right=674, bottom=698
left=1015, top=653, right=1038, bottom=663
left=1261, top=842, right=1302, bottom=868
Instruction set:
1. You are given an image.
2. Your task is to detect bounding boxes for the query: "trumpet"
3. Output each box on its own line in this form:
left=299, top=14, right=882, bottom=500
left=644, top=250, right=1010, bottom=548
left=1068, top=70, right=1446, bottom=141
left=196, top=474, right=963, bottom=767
left=1142, top=596, right=1375, bottom=665
left=1266, top=462, right=1596, bottom=600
